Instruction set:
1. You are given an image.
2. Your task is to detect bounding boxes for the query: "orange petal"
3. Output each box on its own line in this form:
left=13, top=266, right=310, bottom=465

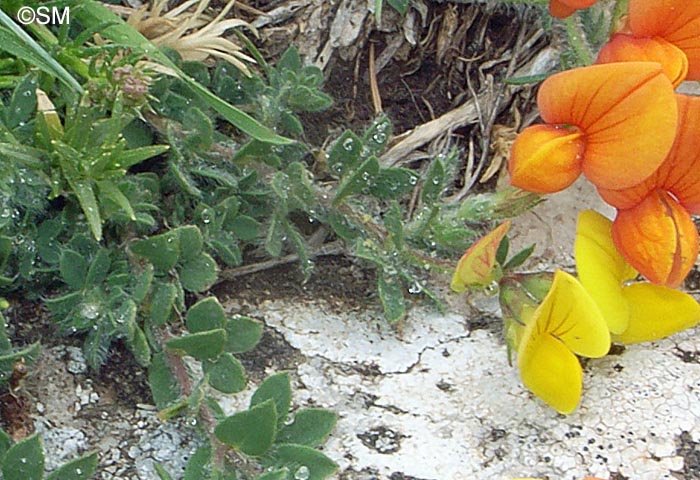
left=451, top=220, right=511, bottom=291
left=508, top=124, right=584, bottom=194
left=612, top=190, right=699, bottom=287
left=549, top=0, right=598, bottom=18
left=538, top=62, right=677, bottom=190
left=628, top=0, right=700, bottom=80
left=596, top=34, right=688, bottom=87
left=659, top=95, right=700, bottom=214
left=597, top=179, right=655, bottom=210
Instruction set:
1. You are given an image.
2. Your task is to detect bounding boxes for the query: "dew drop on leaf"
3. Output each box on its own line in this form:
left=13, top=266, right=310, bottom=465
left=294, top=466, right=310, bottom=480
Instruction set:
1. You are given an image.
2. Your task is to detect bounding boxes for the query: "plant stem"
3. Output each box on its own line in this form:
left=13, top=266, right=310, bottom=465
left=564, top=16, right=593, bottom=66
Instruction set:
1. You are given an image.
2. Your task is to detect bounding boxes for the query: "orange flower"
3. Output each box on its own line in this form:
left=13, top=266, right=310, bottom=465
left=548, top=0, right=598, bottom=18
left=597, top=95, right=700, bottom=287
left=612, top=190, right=699, bottom=288
left=599, top=95, right=700, bottom=213
left=628, top=0, right=700, bottom=80
left=597, top=34, right=688, bottom=86
left=509, top=62, right=677, bottom=193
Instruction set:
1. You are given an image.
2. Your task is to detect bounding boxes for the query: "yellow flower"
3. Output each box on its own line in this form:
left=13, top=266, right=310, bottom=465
left=517, top=270, right=610, bottom=414
left=574, top=210, right=700, bottom=343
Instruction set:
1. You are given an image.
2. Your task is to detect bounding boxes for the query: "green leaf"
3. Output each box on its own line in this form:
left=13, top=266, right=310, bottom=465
left=128, top=324, right=151, bottom=367
left=333, top=156, right=380, bottom=205
left=378, top=272, right=406, bottom=324
left=176, top=226, right=204, bottom=262
left=131, top=231, right=180, bottom=271
left=224, top=315, right=263, bottom=353
left=421, top=158, right=445, bottom=205
left=0, top=427, right=12, bottom=461
left=149, top=352, right=181, bottom=409
left=0, top=11, right=82, bottom=93
left=503, top=244, right=536, bottom=271
left=5, top=75, right=36, bottom=129
left=277, top=47, right=302, bottom=73
left=495, top=236, right=510, bottom=266
left=362, top=115, right=392, bottom=153
left=276, top=409, right=337, bottom=447
left=215, top=399, right=277, bottom=456
left=327, top=210, right=362, bottom=242
left=86, top=248, right=111, bottom=286
left=59, top=250, right=88, bottom=290
left=183, top=445, right=211, bottom=480
left=166, top=329, right=226, bottom=360
left=369, top=168, right=418, bottom=199
left=2, top=434, right=43, bottom=480
left=269, top=444, right=338, bottom=480
left=257, top=469, right=289, bottom=480
left=265, top=214, right=285, bottom=257
left=178, top=253, right=218, bottom=292
left=387, top=0, right=409, bottom=15
left=186, top=297, right=226, bottom=333
left=0, top=237, right=11, bottom=268
left=132, top=264, right=154, bottom=304
left=204, top=353, right=247, bottom=394
left=150, top=282, right=176, bottom=326
left=251, top=372, right=292, bottom=425
left=183, top=107, right=213, bottom=152
left=228, top=215, right=260, bottom=241
left=97, top=180, right=136, bottom=220
left=45, top=452, right=98, bottom=480
left=327, top=131, right=362, bottom=177
left=59, top=157, right=102, bottom=241
left=383, top=202, right=404, bottom=249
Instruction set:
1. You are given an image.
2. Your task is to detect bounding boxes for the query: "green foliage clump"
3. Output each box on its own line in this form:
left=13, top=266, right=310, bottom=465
left=0, top=1, right=540, bottom=477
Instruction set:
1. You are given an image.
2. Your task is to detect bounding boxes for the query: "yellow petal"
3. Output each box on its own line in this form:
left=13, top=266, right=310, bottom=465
left=575, top=210, right=637, bottom=334
left=531, top=270, right=611, bottom=358
left=615, top=283, right=700, bottom=344
left=518, top=330, right=583, bottom=414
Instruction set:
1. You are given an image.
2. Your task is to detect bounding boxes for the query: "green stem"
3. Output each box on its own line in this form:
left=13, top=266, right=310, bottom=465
left=609, top=0, right=630, bottom=36
left=564, top=16, right=594, bottom=66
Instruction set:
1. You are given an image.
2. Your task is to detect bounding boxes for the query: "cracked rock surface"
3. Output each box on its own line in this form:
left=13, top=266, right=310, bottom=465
left=224, top=295, right=700, bottom=480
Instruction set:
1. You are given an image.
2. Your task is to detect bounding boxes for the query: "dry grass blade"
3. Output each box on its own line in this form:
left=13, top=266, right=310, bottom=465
left=127, top=0, right=257, bottom=76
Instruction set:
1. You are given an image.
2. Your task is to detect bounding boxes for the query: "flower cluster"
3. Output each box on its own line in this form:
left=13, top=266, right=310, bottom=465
left=510, top=0, right=700, bottom=288
left=453, top=0, right=700, bottom=414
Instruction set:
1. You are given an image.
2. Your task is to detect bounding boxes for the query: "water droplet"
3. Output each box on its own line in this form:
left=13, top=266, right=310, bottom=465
left=20, top=458, right=27, bottom=464
left=372, top=132, right=386, bottom=143
left=408, top=282, right=423, bottom=294
left=80, top=303, right=100, bottom=320
left=294, top=466, right=310, bottom=480
left=284, top=416, right=294, bottom=426
left=484, top=281, right=499, bottom=296
left=342, top=138, right=354, bottom=151
left=75, top=468, right=83, bottom=475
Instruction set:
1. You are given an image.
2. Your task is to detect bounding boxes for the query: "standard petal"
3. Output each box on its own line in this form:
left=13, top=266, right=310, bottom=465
left=532, top=270, right=610, bottom=358
left=596, top=34, right=688, bottom=87
left=508, top=124, right=584, bottom=194
left=517, top=331, right=583, bottom=414
left=451, top=220, right=511, bottom=291
left=575, top=210, right=636, bottom=334
left=612, top=190, right=699, bottom=287
left=616, top=283, right=700, bottom=344
left=628, top=0, right=700, bottom=80
left=537, top=62, right=677, bottom=190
